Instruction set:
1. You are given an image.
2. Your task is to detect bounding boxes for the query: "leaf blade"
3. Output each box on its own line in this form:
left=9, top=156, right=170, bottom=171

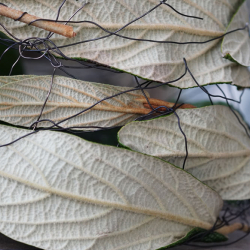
left=0, top=0, right=244, bottom=87
left=0, top=125, right=223, bottom=249
left=118, top=105, right=250, bottom=200
left=0, top=75, right=150, bottom=129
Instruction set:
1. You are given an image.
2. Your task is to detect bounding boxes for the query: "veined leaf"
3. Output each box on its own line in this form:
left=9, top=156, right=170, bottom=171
left=0, top=0, right=244, bottom=87
left=222, top=1, right=250, bottom=66
left=163, top=42, right=250, bottom=89
left=118, top=105, right=250, bottom=200
left=231, top=64, right=250, bottom=87
left=0, top=75, right=36, bottom=87
left=0, top=125, right=223, bottom=250
left=0, top=75, right=150, bottom=129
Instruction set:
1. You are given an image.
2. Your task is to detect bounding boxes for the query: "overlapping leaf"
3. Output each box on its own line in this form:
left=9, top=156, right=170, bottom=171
left=119, top=105, right=250, bottom=200
left=0, top=75, right=149, bottom=129
left=162, top=42, right=250, bottom=89
left=0, top=0, right=246, bottom=87
left=0, top=125, right=223, bottom=250
left=222, top=1, right=250, bottom=66
left=231, top=64, right=250, bottom=86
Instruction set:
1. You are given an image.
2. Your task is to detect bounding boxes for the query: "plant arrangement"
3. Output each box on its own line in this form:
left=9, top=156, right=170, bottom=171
left=0, top=0, right=250, bottom=249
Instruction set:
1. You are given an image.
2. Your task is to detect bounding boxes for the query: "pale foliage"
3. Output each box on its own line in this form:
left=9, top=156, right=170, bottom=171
left=0, top=75, right=36, bottom=82
left=0, top=125, right=222, bottom=250
left=119, top=105, right=250, bottom=200
left=0, top=75, right=37, bottom=87
left=231, top=64, right=250, bottom=87
left=0, top=1, right=249, bottom=249
left=0, top=75, right=149, bottom=129
left=0, top=0, right=246, bottom=87
left=222, top=1, right=250, bottom=66
left=165, top=43, right=250, bottom=88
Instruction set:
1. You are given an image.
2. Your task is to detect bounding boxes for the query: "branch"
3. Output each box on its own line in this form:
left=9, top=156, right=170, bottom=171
left=0, top=4, right=76, bottom=38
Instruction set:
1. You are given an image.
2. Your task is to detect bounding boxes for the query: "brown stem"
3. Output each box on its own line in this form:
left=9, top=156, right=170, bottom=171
left=135, top=97, right=196, bottom=110
left=0, top=5, right=76, bottom=38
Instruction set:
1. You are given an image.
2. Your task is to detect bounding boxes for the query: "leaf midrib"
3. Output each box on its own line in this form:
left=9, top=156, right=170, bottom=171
left=0, top=169, right=213, bottom=231
left=0, top=101, right=150, bottom=115
left=154, top=149, right=250, bottom=159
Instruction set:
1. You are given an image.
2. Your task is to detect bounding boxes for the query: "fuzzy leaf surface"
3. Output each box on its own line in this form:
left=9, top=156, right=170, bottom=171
left=164, top=42, right=250, bottom=89
left=119, top=105, right=250, bottom=200
left=0, top=0, right=244, bottom=87
left=0, top=125, right=222, bottom=250
left=0, top=75, right=37, bottom=87
left=222, top=1, right=250, bottom=66
left=0, top=75, right=149, bottom=129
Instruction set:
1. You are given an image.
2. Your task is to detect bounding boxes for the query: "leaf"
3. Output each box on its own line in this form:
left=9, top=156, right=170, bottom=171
left=0, top=75, right=36, bottom=87
left=222, top=1, right=250, bottom=66
left=0, top=125, right=223, bottom=250
left=0, top=0, right=244, bottom=87
left=118, top=105, right=250, bottom=200
left=231, top=64, right=250, bottom=87
left=0, top=75, right=150, bottom=129
left=163, top=42, right=250, bottom=89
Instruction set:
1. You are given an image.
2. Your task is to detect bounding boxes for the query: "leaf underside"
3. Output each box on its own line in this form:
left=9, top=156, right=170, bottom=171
left=118, top=105, right=250, bottom=200
left=157, top=228, right=227, bottom=250
left=1, top=0, right=249, bottom=88
left=0, top=75, right=149, bottom=129
left=222, top=1, right=250, bottom=67
left=0, top=125, right=222, bottom=250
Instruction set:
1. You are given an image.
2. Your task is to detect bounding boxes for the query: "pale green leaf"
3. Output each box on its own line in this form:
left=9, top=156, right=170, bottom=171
left=118, top=105, right=250, bottom=200
left=0, top=75, right=149, bottom=129
left=222, top=1, right=250, bottom=66
left=0, top=0, right=244, bottom=87
left=0, top=125, right=222, bottom=250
